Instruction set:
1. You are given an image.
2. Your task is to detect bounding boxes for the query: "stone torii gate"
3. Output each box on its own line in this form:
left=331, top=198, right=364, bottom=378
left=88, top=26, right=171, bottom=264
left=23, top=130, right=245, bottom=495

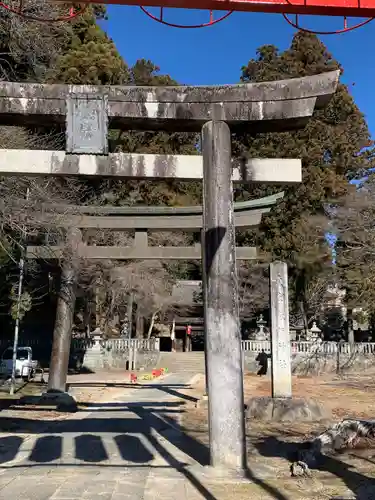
left=26, top=193, right=283, bottom=261
left=26, top=194, right=282, bottom=392
left=0, top=70, right=339, bottom=474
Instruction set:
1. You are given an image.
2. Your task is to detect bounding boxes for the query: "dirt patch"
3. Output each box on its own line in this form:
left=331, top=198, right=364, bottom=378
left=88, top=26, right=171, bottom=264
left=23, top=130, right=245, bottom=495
left=0, top=377, right=137, bottom=432
left=179, top=371, right=375, bottom=499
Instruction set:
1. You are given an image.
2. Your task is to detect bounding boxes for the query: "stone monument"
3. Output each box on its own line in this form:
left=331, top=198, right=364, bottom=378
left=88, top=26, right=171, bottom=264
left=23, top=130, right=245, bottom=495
left=246, top=262, right=329, bottom=423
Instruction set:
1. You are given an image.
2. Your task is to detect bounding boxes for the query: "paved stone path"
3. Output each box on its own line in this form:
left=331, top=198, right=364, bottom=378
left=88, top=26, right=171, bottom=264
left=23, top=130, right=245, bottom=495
left=0, top=373, right=208, bottom=500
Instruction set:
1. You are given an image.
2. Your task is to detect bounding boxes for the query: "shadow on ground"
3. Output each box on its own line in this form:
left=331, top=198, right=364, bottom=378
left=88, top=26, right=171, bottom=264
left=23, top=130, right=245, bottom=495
left=4, top=380, right=373, bottom=499
left=0, top=381, right=292, bottom=500
left=1, top=377, right=374, bottom=500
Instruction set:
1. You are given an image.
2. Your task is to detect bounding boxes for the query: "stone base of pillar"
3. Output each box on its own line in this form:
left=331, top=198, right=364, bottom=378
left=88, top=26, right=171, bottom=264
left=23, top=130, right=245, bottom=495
left=245, top=396, right=330, bottom=423
left=39, top=391, right=78, bottom=411
left=19, top=390, right=77, bottom=411
left=187, top=463, right=274, bottom=482
left=194, top=393, right=211, bottom=408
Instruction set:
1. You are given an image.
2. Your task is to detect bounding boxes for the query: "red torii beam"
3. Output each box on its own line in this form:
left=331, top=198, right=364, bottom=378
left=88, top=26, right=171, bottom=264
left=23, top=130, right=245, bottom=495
left=76, top=0, right=375, bottom=18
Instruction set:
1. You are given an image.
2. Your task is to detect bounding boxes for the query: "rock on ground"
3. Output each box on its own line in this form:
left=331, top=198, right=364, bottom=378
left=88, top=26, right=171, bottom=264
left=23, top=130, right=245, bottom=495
left=246, top=396, right=331, bottom=422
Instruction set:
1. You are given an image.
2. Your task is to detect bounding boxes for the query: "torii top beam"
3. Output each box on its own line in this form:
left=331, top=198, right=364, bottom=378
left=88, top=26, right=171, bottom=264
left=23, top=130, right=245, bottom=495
left=30, top=193, right=284, bottom=231
left=0, top=72, right=339, bottom=136
left=25, top=194, right=283, bottom=259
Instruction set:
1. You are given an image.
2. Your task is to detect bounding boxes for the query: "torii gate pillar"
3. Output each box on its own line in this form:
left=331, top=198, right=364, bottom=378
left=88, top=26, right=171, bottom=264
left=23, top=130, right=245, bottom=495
left=202, top=121, right=246, bottom=472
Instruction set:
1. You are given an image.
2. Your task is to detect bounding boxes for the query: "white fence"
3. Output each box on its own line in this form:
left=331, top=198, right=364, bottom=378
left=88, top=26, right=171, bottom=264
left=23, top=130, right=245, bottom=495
left=2, top=337, right=375, bottom=355
left=241, top=340, right=375, bottom=355
left=0, top=337, right=160, bottom=352
left=98, top=338, right=160, bottom=351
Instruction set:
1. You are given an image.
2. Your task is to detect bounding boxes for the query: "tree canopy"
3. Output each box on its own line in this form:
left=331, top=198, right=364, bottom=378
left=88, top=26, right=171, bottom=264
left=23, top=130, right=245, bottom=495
left=234, top=32, right=373, bottom=330
left=0, top=8, right=373, bottom=338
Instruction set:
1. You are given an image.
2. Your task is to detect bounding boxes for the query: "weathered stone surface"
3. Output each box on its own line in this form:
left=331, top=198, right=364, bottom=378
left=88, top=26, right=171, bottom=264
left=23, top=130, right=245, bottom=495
left=202, top=121, right=246, bottom=472
left=31, top=213, right=266, bottom=231
left=66, top=95, right=108, bottom=154
left=26, top=191, right=284, bottom=232
left=36, top=192, right=284, bottom=215
left=26, top=244, right=257, bottom=260
left=31, top=391, right=78, bottom=411
left=0, top=71, right=339, bottom=132
left=0, top=149, right=302, bottom=183
left=270, top=261, right=292, bottom=398
left=82, top=348, right=160, bottom=371
left=0, top=72, right=339, bottom=104
left=245, top=396, right=331, bottom=422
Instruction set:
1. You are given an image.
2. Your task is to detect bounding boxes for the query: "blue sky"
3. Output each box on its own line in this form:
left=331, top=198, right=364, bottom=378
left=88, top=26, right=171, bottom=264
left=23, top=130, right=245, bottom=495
left=103, top=7, right=375, bottom=138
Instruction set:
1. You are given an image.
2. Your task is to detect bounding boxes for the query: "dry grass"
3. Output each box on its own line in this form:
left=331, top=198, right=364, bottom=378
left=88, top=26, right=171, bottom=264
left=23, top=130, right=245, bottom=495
left=177, top=370, right=375, bottom=499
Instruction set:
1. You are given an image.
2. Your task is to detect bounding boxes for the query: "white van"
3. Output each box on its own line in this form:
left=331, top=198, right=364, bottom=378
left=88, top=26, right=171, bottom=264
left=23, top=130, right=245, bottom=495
left=0, top=346, right=38, bottom=381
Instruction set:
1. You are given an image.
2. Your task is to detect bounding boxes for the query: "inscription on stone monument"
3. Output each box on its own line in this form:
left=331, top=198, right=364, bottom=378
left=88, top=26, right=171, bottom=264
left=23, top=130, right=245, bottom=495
left=270, top=261, right=292, bottom=398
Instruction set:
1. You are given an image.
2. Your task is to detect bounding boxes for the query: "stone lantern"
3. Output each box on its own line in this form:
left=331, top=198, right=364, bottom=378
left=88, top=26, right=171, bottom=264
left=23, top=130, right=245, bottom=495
left=308, top=322, right=322, bottom=342
left=255, top=314, right=269, bottom=341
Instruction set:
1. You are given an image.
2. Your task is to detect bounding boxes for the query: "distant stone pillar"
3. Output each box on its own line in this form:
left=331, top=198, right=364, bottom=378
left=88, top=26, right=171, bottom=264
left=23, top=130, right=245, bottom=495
left=269, top=261, right=292, bottom=399
left=202, top=120, right=246, bottom=473
left=48, top=228, right=82, bottom=394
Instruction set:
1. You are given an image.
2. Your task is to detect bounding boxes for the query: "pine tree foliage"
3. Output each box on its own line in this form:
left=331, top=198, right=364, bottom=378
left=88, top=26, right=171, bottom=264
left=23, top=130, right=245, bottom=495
left=48, top=7, right=129, bottom=85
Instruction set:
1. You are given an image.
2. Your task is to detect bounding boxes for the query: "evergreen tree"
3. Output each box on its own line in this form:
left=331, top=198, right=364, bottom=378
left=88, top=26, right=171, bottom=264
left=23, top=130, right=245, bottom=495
left=235, top=32, right=373, bottom=327
left=48, top=7, right=129, bottom=85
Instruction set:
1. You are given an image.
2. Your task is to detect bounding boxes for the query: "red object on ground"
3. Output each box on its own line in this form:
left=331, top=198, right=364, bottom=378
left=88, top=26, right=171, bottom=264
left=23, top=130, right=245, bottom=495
left=130, top=373, right=137, bottom=383
left=75, top=0, right=375, bottom=19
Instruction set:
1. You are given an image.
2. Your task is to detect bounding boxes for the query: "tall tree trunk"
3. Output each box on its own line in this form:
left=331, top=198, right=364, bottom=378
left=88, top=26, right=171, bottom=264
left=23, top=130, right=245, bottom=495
left=299, top=300, right=309, bottom=336
left=95, top=284, right=101, bottom=329
left=347, top=308, right=355, bottom=344
left=296, top=269, right=309, bottom=335
left=369, top=312, right=375, bottom=341
left=83, top=293, right=92, bottom=338
left=147, top=311, right=158, bottom=339
left=135, top=305, right=144, bottom=339
left=127, top=293, right=133, bottom=339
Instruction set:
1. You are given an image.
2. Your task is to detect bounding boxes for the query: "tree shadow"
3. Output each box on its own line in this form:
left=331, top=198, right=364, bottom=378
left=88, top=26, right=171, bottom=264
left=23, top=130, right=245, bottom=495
left=254, top=435, right=375, bottom=499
